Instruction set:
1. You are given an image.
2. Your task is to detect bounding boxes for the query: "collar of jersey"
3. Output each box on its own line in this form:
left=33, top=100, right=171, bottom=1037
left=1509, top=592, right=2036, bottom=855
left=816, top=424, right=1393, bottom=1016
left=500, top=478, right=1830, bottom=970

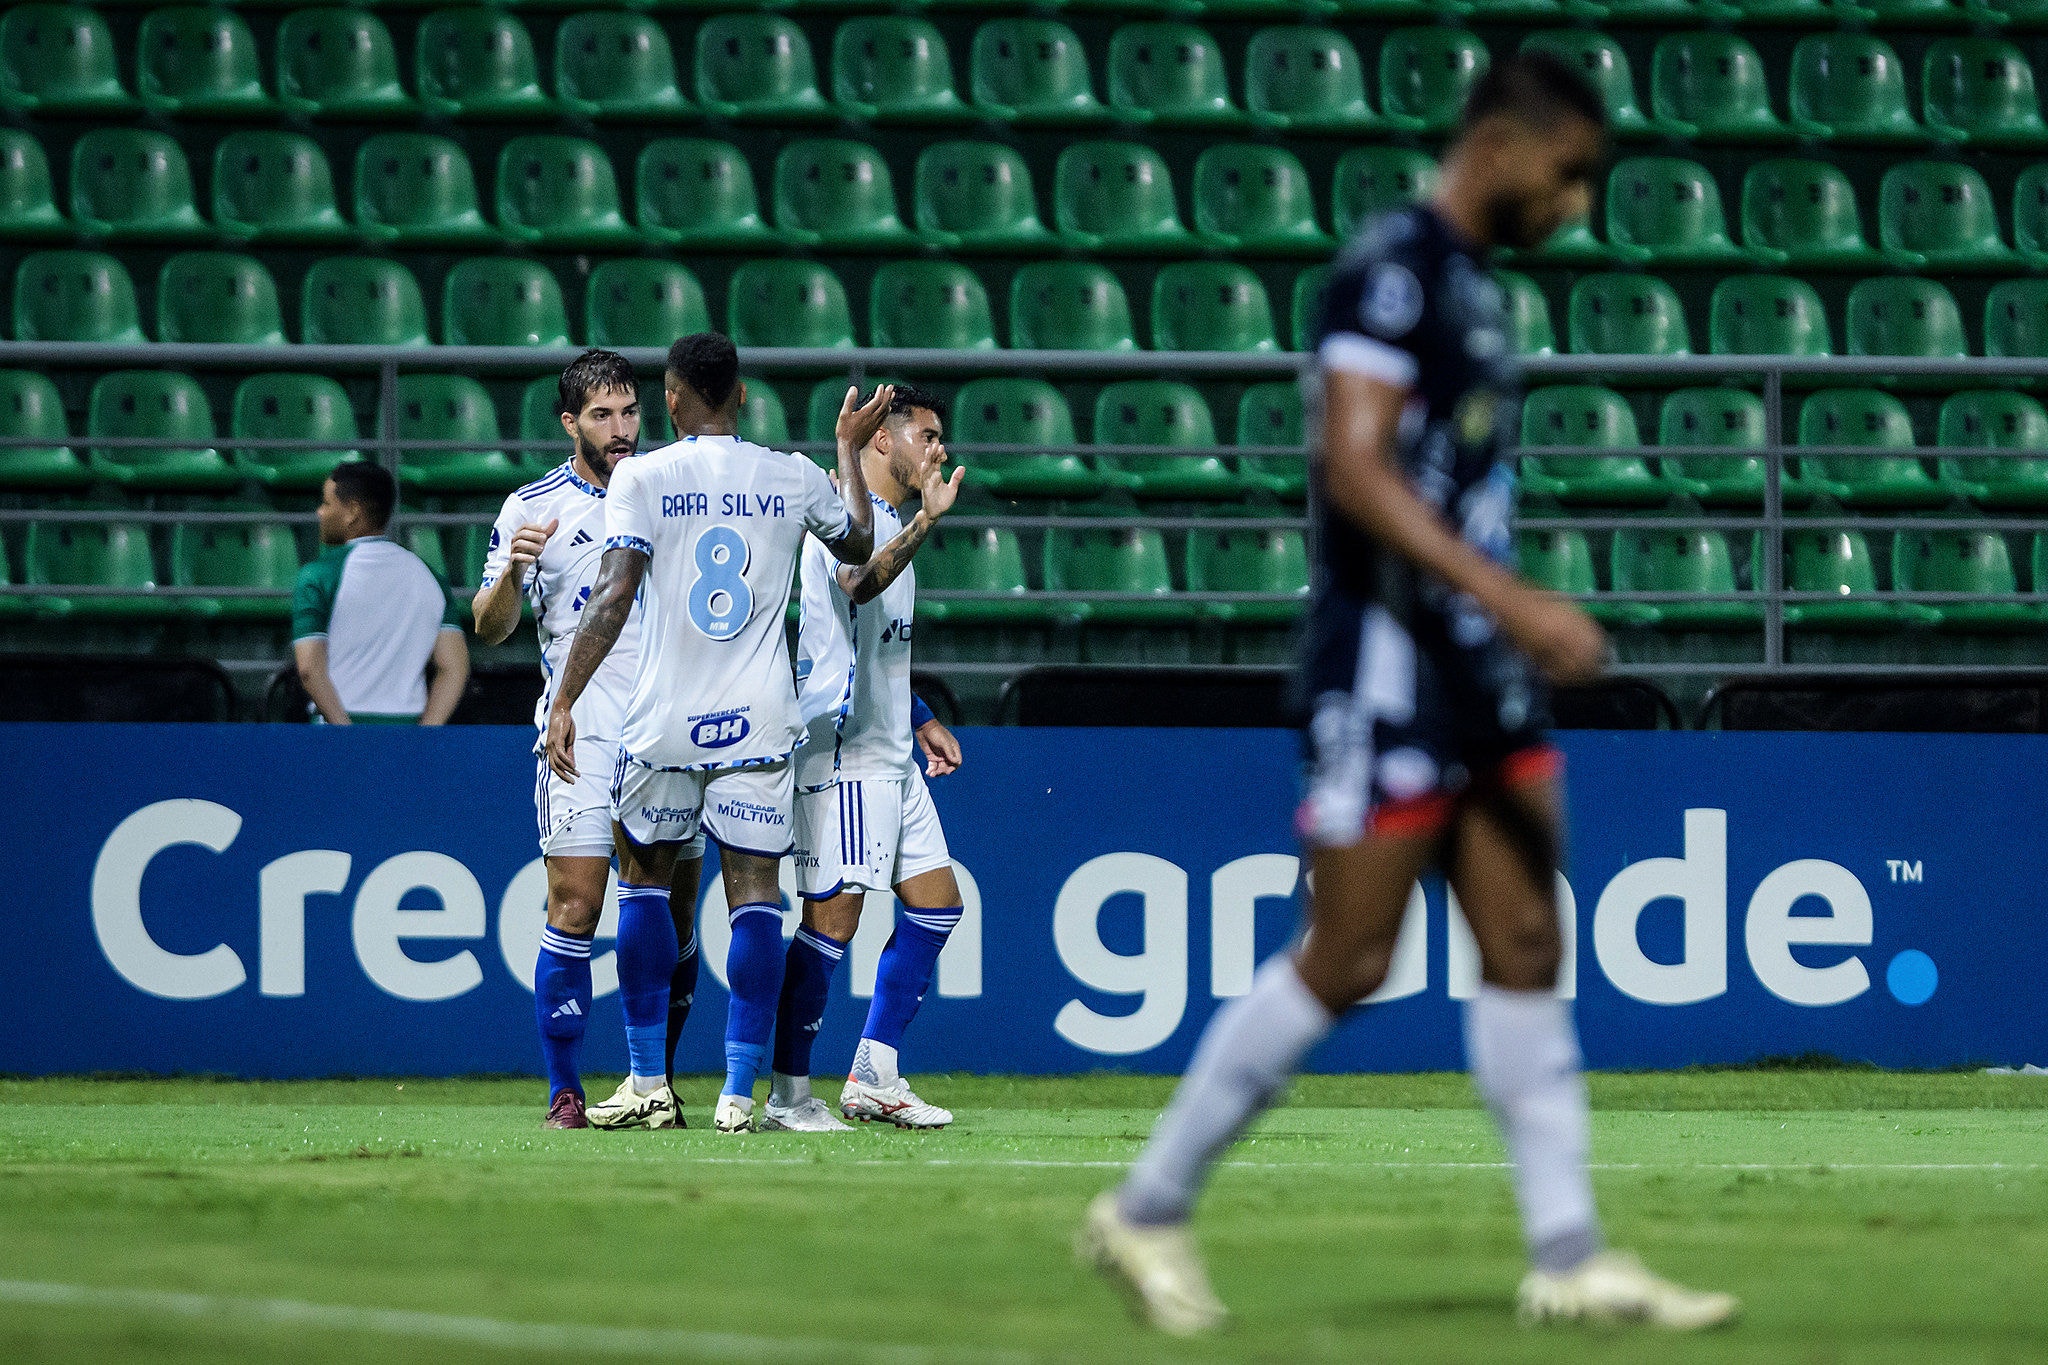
left=557, top=461, right=604, bottom=498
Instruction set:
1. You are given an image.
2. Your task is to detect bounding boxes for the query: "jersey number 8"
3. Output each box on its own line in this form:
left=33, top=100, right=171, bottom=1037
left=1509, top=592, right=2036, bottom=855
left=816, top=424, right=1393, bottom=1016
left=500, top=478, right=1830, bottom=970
left=687, top=524, right=754, bottom=640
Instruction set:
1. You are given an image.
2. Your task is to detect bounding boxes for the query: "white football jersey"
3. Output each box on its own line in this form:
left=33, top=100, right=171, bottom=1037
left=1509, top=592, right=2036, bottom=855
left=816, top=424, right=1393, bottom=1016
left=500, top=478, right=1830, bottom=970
left=479, top=460, right=641, bottom=745
left=605, top=434, right=854, bottom=770
left=794, top=495, right=916, bottom=791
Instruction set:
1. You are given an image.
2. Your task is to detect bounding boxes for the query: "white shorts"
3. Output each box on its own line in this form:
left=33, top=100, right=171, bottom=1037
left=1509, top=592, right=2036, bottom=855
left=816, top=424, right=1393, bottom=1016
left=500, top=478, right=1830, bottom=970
left=793, top=767, right=951, bottom=900
left=611, top=750, right=794, bottom=856
left=537, top=740, right=704, bottom=860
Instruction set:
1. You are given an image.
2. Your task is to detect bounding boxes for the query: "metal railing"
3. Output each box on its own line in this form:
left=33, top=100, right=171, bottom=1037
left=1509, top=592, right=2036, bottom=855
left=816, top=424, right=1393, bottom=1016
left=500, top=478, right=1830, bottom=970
left=1, top=344, right=2045, bottom=682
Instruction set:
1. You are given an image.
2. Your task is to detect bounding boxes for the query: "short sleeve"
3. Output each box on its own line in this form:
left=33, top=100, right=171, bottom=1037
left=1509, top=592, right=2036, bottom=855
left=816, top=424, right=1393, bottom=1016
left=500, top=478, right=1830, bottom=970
left=1315, top=239, right=1426, bottom=389
left=604, top=459, right=656, bottom=558
left=290, top=555, right=338, bottom=643
left=475, top=493, right=526, bottom=592
left=798, top=458, right=853, bottom=545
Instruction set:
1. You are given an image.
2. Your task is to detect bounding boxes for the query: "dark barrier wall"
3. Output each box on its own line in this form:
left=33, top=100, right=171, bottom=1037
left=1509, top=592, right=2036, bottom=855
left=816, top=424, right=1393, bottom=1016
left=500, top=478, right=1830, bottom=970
left=5, top=724, right=2039, bottom=1077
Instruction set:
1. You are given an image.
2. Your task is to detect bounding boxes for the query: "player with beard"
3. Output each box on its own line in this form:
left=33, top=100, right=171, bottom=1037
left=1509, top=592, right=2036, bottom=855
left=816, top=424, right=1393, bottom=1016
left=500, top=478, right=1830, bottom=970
left=474, top=349, right=703, bottom=1130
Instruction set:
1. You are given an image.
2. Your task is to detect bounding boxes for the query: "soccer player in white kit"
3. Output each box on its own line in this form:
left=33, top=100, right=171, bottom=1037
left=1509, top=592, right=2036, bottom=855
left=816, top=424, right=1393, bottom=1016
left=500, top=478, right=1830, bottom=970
left=472, top=350, right=704, bottom=1131
left=758, top=385, right=968, bottom=1133
left=544, top=333, right=884, bottom=1134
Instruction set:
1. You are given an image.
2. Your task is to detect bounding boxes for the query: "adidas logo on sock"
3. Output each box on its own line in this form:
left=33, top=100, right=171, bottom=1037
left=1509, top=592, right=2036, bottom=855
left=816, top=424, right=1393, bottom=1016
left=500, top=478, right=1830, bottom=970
left=551, top=1000, right=584, bottom=1019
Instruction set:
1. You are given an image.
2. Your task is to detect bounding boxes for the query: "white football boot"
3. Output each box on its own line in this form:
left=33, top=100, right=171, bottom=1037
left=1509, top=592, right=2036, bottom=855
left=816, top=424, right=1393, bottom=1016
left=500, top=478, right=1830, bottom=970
left=839, top=1075, right=952, bottom=1128
left=1518, top=1250, right=1740, bottom=1331
left=585, top=1078, right=679, bottom=1131
left=713, top=1093, right=756, bottom=1134
left=759, top=1096, right=852, bottom=1132
left=1076, top=1192, right=1228, bottom=1337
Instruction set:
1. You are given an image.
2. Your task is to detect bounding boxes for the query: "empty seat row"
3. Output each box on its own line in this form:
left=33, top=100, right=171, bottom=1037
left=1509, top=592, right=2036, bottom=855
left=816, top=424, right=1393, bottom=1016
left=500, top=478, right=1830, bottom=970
left=1521, top=526, right=2048, bottom=633
left=1522, top=384, right=2048, bottom=509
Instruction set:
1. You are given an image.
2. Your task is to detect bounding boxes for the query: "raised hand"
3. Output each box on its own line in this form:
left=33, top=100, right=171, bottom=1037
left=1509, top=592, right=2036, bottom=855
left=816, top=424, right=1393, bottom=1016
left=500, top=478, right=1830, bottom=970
left=836, top=382, right=895, bottom=454
left=920, top=459, right=965, bottom=521
left=508, top=518, right=558, bottom=575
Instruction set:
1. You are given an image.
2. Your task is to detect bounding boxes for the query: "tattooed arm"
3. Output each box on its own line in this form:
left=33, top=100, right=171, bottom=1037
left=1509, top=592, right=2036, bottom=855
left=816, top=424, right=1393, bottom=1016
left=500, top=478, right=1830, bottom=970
left=836, top=462, right=966, bottom=606
left=543, top=546, right=645, bottom=781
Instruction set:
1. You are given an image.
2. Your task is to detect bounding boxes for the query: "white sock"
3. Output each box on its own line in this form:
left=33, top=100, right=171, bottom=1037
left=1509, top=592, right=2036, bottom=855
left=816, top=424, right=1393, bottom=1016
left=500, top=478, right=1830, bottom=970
left=769, top=1071, right=811, bottom=1107
left=1465, top=985, right=1602, bottom=1274
left=628, top=1073, right=666, bottom=1096
left=851, top=1038, right=899, bottom=1086
left=1119, top=955, right=1333, bottom=1226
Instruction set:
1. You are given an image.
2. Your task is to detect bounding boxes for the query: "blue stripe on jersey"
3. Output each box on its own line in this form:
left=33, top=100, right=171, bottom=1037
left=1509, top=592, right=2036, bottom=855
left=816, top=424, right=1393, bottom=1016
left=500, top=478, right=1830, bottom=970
left=606, top=534, right=652, bottom=556
left=518, top=468, right=572, bottom=499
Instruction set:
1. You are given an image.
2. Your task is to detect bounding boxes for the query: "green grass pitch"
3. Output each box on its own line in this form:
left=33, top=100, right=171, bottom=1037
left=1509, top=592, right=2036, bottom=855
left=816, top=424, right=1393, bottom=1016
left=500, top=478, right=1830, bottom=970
left=0, top=1071, right=2043, bottom=1363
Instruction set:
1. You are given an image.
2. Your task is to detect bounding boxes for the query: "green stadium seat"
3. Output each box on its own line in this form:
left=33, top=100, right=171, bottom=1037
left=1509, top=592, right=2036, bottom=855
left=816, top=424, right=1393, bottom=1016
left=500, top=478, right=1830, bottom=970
left=774, top=140, right=914, bottom=250
left=415, top=8, right=551, bottom=120
left=870, top=260, right=996, bottom=350
left=969, top=19, right=1106, bottom=126
left=87, top=370, right=236, bottom=492
left=300, top=256, right=429, bottom=347
left=138, top=6, right=270, bottom=117
left=1839, top=0, right=1999, bottom=24
left=1784, top=529, right=1937, bottom=630
left=212, top=131, right=348, bottom=246
left=69, top=130, right=207, bottom=242
left=401, top=521, right=449, bottom=583
left=1043, top=526, right=1184, bottom=626
left=1519, top=31, right=1652, bottom=138
left=1292, top=266, right=1328, bottom=351
left=1519, top=385, right=1675, bottom=505
left=1605, top=156, right=1747, bottom=265
left=949, top=377, right=1099, bottom=498
left=636, top=379, right=673, bottom=450
left=2015, top=163, right=2048, bottom=267
left=0, top=129, right=64, bottom=239
left=1879, top=161, right=2013, bottom=269
left=1463, top=0, right=1581, bottom=19
left=442, top=258, right=570, bottom=348
left=1923, top=38, right=2048, bottom=147
left=2002, top=0, right=2048, bottom=27
left=14, top=250, right=142, bottom=343
left=1938, top=389, right=2048, bottom=508
left=354, top=134, right=495, bottom=248
left=917, top=525, right=1043, bottom=627
left=736, top=381, right=790, bottom=448
left=1151, top=262, right=1278, bottom=351
left=1610, top=529, right=1759, bottom=629
left=1730, top=0, right=1833, bottom=22
left=1193, top=145, right=1329, bottom=255
left=1894, top=530, right=2038, bottom=631
left=1657, top=387, right=1768, bottom=505
left=1845, top=277, right=1968, bottom=361
left=0, top=370, right=84, bottom=489
left=1011, top=263, right=1134, bottom=351
left=1985, top=278, right=2048, bottom=361
left=1094, top=380, right=1237, bottom=498
left=1739, top=159, right=1883, bottom=269
left=1710, top=275, right=1831, bottom=357
left=1107, top=22, right=1242, bottom=127
left=233, top=374, right=361, bottom=491
left=1322, top=0, right=1443, bottom=18
left=1498, top=270, right=1556, bottom=356
left=803, top=376, right=907, bottom=446
left=913, top=141, right=1052, bottom=251
left=0, top=5, right=134, bottom=115
left=586, top=259, right=708, bottom=349
left=275, top=7, right=412, bottom=120
left=695, top=14, right=830, bottom=122
left=1519, top=529, right=1645, bottom=626
left=24, top=514, right=176, bottom=621
left=1378, top=28, right=1489, bottom=135
left=1054, top=141, right=1189, bottom=252
left=728, top=260, right=855, bottom=349
left=1788, top=34, right=1927, bottom=145
left=157, top=252, right=284, bottom=346
left=1245, top=27, right=1375, bottom=134
left=496, top=136, right=636, bottom=249
left=1797, top=387, right=1947, bottom=508
left=1235, top=382, right=1305, bottom=499
left=1604, top=0, right=1743, bottom=24
left=1649, top=32, right=1789, bottom=143
left=1331, top=147, right=1438, bottom=238
left=1567, top=273, right=1692, bottom=357
left=388, top=375, right=516, bottom=493
left=637, top=139, right=777, bottom=250
left=1186, top=528, right=1307, bottom=625
left=170, top=513, right=301, bottom=624
left=519, top=377, right=572, bottom=467
left=555, top=11, right=689, bottom=120
left=833, top=17, right=967, bottom=123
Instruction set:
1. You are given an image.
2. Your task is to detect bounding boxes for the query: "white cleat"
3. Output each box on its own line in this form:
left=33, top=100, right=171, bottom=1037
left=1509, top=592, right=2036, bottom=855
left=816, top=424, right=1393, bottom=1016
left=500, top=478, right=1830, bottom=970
left=759, top=1096, right=852, bottom=1133
left=840, top=1076, right=952, bottom=1129
left=1076, top=1192, right=1228, bottom=1338
left=713, top=1093, right=756, bottom=1134
left=585, top=1078, right=679, bottom=1131
left=1518, top=1250, right=1740, bottom=1331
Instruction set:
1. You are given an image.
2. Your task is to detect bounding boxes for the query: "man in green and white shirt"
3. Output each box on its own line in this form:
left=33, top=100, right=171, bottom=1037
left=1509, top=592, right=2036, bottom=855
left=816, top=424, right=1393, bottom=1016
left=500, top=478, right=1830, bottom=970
left=291, top=462, right=469, bottom=725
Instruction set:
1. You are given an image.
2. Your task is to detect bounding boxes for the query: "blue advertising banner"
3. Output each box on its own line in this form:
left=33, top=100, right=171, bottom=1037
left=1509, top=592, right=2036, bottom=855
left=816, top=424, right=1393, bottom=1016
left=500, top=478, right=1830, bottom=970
left=4, top=724, right=2041, bottom=1078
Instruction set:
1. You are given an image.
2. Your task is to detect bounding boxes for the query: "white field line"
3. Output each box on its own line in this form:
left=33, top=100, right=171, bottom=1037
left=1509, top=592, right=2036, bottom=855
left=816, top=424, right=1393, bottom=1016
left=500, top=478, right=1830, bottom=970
left=0, top=1279, right=1033, bottom=1364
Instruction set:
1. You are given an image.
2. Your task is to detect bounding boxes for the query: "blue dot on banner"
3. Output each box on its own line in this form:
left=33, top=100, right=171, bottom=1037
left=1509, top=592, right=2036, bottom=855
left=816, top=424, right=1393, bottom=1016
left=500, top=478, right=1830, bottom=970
left=1887, top=950, right=1938, bottom=1006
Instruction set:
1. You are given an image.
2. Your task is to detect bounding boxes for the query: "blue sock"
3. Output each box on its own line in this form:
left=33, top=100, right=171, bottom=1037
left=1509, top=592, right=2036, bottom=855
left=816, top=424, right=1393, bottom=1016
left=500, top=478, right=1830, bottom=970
left=773, top=925, right=848, bottom=1080
left=723, top=902, right=787, bottom=1099
left=665, top=916, right=700, bottom=1080
left=535, top=926, right=593, bottom=1101
left=862, top=906, right=962, bottom=1051
left=616, top=883, right=678, bottom=1082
